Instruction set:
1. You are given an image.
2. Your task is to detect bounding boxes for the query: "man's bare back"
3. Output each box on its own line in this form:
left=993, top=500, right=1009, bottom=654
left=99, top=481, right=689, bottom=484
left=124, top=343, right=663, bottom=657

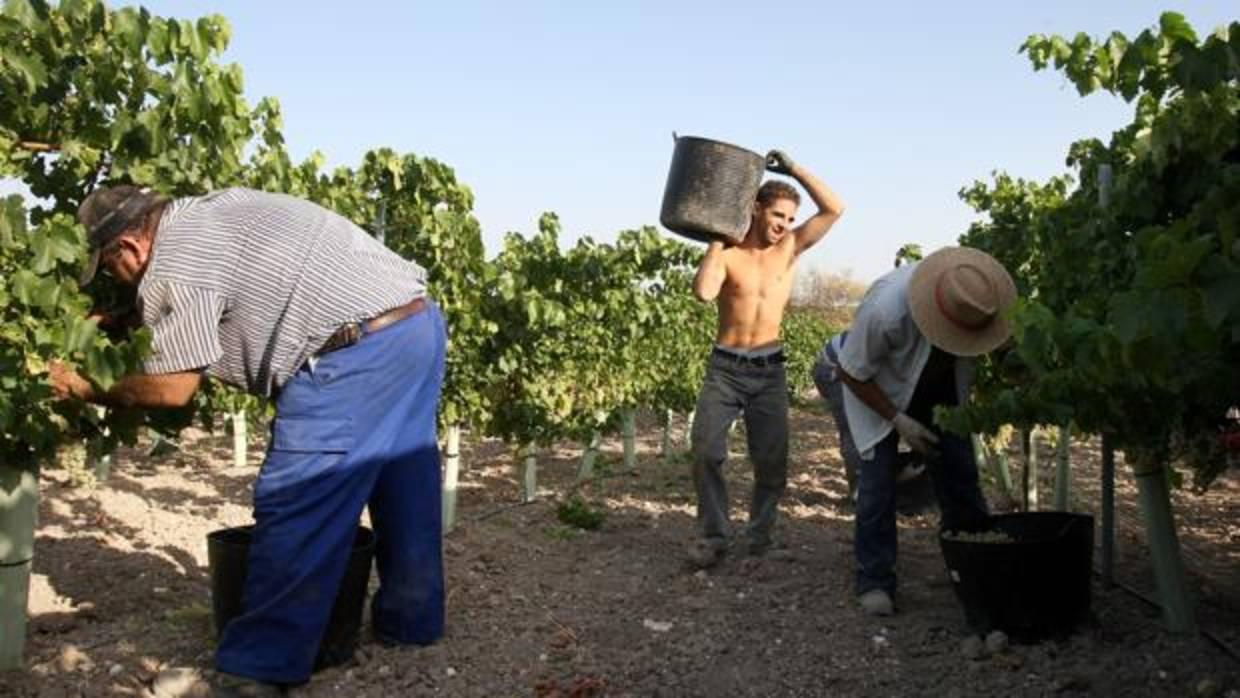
left=691, top=150, right=846, bottom=349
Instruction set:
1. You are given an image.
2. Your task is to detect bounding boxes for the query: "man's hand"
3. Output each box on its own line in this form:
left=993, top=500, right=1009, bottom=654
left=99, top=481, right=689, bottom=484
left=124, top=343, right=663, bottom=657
left=764, top=151, right=845, bottom=255
left=49, top=360, right=93, bottom=401
left=893, top=412, right=940, bottom=458
left=765, top=150, right=796, bottom=176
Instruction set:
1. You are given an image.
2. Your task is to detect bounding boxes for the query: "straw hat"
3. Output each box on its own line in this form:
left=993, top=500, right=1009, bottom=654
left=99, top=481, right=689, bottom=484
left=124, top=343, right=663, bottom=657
left=907, top=247, right=1017, bottom=357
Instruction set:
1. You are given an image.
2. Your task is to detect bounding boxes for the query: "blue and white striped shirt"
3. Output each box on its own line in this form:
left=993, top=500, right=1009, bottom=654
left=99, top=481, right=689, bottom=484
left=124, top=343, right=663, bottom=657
left=137, top=188, right=427, bottom=396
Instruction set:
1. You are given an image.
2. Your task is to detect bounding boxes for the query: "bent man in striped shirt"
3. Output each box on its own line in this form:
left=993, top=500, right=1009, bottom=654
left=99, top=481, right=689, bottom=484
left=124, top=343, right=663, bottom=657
left=50, top=186, right=447, bottom=696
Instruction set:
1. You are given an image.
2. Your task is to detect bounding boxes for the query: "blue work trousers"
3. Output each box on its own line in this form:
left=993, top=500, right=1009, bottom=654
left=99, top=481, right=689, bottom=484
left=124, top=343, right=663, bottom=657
left=216, top=303, right=446, bottom=684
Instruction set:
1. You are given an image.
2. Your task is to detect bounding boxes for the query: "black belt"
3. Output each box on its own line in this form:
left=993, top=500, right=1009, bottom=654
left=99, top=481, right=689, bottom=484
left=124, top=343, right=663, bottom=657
left=317, top=297, right=428, bottom=356
left=712, top=347, right=786, bottom=367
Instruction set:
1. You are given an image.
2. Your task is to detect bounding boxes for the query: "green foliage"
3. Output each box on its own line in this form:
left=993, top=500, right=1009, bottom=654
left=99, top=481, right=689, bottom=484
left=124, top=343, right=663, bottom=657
left=274, top=148, right=496, bottom=432
left=1021, top=13, right=1237, bottom=102
left=483, top=217, right=708, bottom=446
left=0, top=0, right=288, bottom=468
left=1, top=0, right=257, bottom=206
left=951, top=14, right=1240, bottom=488
left=893, top=243, right=924, bottom=268
left=0, top=195, right=149, bottom=468
left=555, top=496, right=605, bottom=531
left=1, top=1, right=493, bottom=456
left=628, top=233, right=714, bottom=415
left=542, top=524, right=582, bottom=542
left=957, top=173, right=1071, bottom=299
left=781, top=308, right=838, bottom=397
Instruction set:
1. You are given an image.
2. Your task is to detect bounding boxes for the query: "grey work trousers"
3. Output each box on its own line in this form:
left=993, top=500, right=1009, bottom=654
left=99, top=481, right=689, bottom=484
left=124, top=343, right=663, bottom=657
left=690, top=350, right=789, bottom=552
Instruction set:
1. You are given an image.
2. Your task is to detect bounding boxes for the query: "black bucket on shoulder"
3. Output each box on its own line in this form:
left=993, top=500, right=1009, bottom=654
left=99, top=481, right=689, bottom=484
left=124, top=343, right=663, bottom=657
left=659, top=135, right=765, bottom=244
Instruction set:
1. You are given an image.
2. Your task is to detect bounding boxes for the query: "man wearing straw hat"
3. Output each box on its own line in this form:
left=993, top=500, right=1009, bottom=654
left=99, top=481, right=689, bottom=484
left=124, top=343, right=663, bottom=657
left=687, top=150, right=846, bottom=569
left=49, top=185, right=447, bottom=696
left=813, top=246, right=1016, bottom=616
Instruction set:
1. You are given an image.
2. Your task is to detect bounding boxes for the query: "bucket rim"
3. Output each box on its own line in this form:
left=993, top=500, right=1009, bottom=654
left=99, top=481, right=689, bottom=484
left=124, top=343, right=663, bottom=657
left=207, top=525, right=376, bottom=549
left=940, top=512, right=1094, bottom=546
left=672, top=134, right=763, bottom=159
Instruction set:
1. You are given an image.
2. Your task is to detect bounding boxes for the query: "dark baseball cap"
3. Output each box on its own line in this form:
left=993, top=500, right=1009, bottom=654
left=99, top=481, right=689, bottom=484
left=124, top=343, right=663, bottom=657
left=77, top=185, right=168, bottom=285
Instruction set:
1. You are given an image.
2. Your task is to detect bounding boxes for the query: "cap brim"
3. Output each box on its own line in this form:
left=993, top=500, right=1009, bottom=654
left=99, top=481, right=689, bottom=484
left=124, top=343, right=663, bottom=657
left=78, top=248, right=101, bottom=286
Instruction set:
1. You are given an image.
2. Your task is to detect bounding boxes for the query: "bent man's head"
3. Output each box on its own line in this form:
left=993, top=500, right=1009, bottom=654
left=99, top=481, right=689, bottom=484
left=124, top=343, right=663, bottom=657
left=749, top=180, right=801, bottom=246
left=77, top=185, right=167, bottom=286
left=907, top=246, right=1017, bottom=357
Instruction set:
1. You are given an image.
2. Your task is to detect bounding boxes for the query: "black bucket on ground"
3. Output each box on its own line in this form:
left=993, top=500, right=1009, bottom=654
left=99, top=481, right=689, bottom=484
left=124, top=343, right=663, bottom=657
left=206, top=525, right=375, bottom=670
left=659, top=135, right=765, bottom=244
left=940, top=512, right=1094, bottom=643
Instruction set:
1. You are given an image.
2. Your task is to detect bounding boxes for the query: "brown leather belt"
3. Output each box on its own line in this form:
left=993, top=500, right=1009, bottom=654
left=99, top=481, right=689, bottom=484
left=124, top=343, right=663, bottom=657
left=317, top=296, right=428, bottom=355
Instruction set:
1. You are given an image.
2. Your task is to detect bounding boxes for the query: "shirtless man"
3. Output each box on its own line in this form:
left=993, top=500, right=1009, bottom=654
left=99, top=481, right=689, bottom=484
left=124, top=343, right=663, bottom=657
left=688, top=150, right=846, bottom=567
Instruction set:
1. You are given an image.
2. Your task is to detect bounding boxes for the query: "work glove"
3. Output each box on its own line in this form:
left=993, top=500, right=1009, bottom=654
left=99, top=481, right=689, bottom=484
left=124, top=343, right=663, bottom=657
left=765, top=149, right=796, bottom=175
left=893, top=412, right=940, bottom=458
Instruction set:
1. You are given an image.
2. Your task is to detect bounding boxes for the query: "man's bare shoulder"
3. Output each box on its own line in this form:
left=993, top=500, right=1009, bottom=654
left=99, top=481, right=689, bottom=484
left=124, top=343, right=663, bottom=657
left=764, top=235, right=800, bottom=270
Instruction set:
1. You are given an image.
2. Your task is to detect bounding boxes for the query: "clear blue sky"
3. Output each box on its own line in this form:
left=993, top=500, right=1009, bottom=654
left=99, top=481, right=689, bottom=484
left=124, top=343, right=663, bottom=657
left=71, top=3, right=1240, bottom=280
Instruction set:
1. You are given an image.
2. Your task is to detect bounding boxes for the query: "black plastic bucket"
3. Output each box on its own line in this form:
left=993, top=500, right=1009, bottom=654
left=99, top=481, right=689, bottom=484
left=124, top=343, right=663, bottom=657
left=206, top=525, right=375, bottom=670
left=659, top=135, right=765, bottom=244
left=940, top=512, right=1094, bottom=643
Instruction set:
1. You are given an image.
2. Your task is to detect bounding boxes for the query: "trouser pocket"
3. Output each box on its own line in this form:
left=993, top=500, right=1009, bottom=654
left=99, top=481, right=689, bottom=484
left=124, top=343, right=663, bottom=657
left=255, top=416, right=354, bottom=503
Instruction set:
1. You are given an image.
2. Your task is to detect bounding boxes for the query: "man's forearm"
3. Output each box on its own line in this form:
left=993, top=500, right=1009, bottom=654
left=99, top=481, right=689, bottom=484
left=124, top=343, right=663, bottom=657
left=789, top=164, right=845, bottom=254
left=77, top=373, right=201, bottom=409
left=838, top=370, right=898, bottom=422
left=791, top=164, right=845, bottom=219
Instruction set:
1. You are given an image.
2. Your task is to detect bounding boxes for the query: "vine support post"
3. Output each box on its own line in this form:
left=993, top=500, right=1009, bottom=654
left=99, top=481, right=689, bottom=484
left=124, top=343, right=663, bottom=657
left=1096, top=167, right=1116, bottom=588
left=970, top=434, right=988, bottom=472
left=0, top=463, right=38, bottom=670
left=660, top=409, right=674, bottom=463
left=684, top=410, right=695, bottom=450
left=88, top=448, right=112, bottom=482
left=231, top=409, right=248, bottom=469
left=442, top=424, right=461, bottom=532
left=520, top=445, right=538, bottom=503
left=621, top=409, right=637, bottom=471
left=148, top=429, right=178, bottom=458
left=88, top=408, right=111, bottom=481
left=986, top=431, right=1015, bottom=500
left=1100, top=434, right=1116, bottom=587
left=577, top=432, right=601, bottom=482
left=1132, top=458, right=1196, bottom=634
left=1053, top=423, right=1071, bottom=511
left=1101, top=162, right=1120, bottom=590
left=1021, top=428, right=1038, bottom=511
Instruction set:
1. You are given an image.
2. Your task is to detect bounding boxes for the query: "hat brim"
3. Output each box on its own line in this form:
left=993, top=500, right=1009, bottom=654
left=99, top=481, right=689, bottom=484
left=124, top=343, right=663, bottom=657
left=907, top=247, right=1017, bottom=357
left=78, top=248, right=102, bottom=286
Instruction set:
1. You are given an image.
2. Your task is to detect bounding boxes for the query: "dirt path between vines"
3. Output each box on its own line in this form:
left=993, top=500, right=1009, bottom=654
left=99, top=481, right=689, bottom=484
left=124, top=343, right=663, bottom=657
left=4, top=402, right=1238, bottom=697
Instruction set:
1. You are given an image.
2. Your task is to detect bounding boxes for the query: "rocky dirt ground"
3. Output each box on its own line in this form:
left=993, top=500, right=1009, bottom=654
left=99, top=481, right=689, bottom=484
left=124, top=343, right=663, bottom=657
left=3, top=401, right=1239, bottom=697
